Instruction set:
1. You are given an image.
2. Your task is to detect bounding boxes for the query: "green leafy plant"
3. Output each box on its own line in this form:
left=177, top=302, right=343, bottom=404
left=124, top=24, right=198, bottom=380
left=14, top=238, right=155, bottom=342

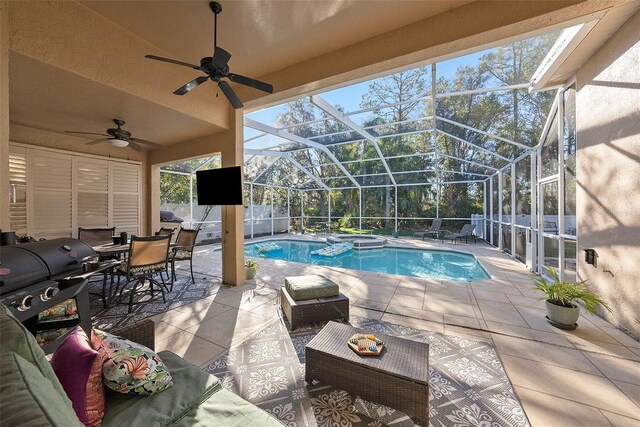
left=244, top=259, right=259, bottom=270
left=533, top=266, right=611, bottom=313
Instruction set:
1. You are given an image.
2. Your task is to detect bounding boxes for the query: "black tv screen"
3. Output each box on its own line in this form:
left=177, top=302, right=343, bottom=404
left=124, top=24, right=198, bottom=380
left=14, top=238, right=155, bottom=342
left=196, top=166, right=243, bottom=205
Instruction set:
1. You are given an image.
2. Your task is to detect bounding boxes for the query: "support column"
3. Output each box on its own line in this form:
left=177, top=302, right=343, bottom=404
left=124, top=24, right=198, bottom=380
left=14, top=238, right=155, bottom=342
left=301, top=190, right=305, bottom=232
left=394, top=186, right=398, bottom=236
left=287, top=189, right=290, bottom=233
left=221, top=106, right=244, bottom=286
left=0, top=1, right=10, bottom=230
left=250, top=183, right=254, bottom=238
left=270, top=186, right=274, bottom=235
left=189, top=174, right=194, bottom=229
left=359, top=189, right=362, bottom=231
left=327, top=190, right=331, bottom=233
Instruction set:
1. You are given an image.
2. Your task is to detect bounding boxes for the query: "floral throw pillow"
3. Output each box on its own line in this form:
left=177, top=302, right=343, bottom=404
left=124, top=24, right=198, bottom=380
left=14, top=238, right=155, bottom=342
left=90, top=329, right=173, bottom=396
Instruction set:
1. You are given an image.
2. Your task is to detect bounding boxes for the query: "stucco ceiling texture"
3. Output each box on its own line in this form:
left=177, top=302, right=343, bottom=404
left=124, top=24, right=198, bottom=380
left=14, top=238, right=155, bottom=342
left=9, top=52, right=221, bottom=147
left=81, top=0, right=473, bottom=78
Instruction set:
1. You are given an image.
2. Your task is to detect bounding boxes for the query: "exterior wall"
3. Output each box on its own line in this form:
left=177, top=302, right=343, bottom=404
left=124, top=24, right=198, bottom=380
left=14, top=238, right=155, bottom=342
left=576, top=10, right=640, bottom=338
left=0, top=1, right=10, bottom=230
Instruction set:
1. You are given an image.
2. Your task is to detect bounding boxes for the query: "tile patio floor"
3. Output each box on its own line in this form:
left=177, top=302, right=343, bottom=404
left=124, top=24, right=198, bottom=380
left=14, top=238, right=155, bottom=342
left=150, top=234, right=640, bottom=426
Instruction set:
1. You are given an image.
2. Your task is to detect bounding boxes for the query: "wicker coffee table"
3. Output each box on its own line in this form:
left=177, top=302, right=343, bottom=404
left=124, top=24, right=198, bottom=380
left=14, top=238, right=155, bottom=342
left=305, top=322, right=429, bottom=426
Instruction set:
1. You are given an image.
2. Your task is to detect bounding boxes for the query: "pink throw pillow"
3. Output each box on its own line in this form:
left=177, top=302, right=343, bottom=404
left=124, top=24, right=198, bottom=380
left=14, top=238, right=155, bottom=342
left=51, top=327, right=105, bottom=427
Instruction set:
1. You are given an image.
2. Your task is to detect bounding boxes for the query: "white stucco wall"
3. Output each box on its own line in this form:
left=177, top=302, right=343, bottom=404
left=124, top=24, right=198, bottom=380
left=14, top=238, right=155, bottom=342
left=576, top=10, right=640, bottom=338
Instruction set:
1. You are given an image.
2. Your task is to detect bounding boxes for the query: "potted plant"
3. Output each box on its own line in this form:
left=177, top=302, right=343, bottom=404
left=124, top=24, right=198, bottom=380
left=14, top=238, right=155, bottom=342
left=533, top=266, right=611, bottom=329
left=245, top=259, right=259, bottom=280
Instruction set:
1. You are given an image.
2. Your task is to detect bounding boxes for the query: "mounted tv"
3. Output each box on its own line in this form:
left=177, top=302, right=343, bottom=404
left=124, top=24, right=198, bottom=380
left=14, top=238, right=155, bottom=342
left=196, top=166, right=243, bottom=205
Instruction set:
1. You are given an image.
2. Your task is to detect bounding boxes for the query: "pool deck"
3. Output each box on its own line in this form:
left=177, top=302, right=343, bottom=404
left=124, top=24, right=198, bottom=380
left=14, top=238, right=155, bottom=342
left=153, top=233, right=640, bottom=426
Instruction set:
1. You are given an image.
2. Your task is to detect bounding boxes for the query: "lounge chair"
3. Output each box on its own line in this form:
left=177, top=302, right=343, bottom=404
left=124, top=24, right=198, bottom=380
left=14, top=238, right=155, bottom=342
left=413, top=218, right=443, bottom=240
left=443, top=223, right=477, bottom=244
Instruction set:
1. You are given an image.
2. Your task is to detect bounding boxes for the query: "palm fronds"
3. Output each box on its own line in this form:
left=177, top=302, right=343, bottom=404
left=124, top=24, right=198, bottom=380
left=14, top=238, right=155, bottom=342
left=533, top=266, right=611, bottom=314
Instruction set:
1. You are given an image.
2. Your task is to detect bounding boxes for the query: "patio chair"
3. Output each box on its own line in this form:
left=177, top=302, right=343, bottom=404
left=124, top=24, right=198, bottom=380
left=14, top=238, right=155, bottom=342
left=443, top=223, right=477, bottom=244
left=169, top=228, right=199, bottom=286
left=412, top=218, right=443, bottom=240
left=156, top=226, right=176, bottom=241
left=78, top=227, right=116, bottom=245
left=115, top=234, right=172, bottom=313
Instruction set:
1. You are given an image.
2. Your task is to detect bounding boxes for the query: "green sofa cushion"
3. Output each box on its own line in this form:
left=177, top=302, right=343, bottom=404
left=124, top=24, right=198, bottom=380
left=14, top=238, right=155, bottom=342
left=0, top=304, right=70, bottom=402
left=102, top=350, right=280, bottom=427
left=102, top=350, right=221, bottom=426
left=173, top=385, right=283, bottom=427
left=0, top=352, right=83, bottom=427
left=285, top=275, right=339, bottom=301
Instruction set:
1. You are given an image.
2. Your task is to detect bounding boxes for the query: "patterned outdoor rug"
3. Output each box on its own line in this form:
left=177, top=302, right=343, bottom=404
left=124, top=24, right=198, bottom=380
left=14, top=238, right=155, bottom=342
left=204, top=316, right=529, bottom=427
left=88, top=272, right=222, bottom=330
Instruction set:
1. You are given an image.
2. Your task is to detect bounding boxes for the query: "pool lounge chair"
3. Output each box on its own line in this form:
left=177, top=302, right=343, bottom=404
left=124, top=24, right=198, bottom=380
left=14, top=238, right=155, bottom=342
left=413, top=218, right=443, bottom=240
left=443, top=223, right=477, bottom=244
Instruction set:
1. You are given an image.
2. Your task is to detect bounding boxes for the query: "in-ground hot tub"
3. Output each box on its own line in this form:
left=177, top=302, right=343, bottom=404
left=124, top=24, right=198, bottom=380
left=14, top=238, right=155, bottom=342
left=329, top=234, right=387, bottom=249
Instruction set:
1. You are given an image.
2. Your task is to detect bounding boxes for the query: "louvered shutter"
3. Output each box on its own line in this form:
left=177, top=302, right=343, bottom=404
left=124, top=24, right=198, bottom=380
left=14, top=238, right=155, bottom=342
left=111, top=163, right=140, bottom=235
left=77, top=159, right=110, bottom=228
left=9, top=147, right=27, bottom=236
left=30, top=150, right=73, bottom=239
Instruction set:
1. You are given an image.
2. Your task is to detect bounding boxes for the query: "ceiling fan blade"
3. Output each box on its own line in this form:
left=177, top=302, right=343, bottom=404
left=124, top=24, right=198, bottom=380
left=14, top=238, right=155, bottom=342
left=227, top=73, right=273, bottom=94
left=145, top=55, right=201, bottom=71
left=129, top=137, right=161, bottom=148
left=173, top=76, right=209, bottom=95
left=86, top=138, right=112, bottom=145
left=127, top=140, right=143, bottom=152
left=212, top=47, right=231, bottom=69
left=66, top=131, right=110, bottom=137
left=218, top=80, right=243, bottom=109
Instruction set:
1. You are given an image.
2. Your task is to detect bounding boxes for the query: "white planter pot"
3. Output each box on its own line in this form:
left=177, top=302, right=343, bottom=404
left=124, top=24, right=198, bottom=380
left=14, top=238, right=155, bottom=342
left=245, top=266, right=258, bottom=280
left=545, top=299, right=579, bottom=329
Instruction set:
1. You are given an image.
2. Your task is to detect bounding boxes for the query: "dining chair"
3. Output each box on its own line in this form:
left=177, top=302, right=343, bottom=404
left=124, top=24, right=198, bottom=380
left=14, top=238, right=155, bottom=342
left=115, top=234, right=172, bottom=313
left=156, top=227, right=175, bottom=241
left=169, top=228, right=199, bottom=287
left=78, top=227, right=116, bottom=245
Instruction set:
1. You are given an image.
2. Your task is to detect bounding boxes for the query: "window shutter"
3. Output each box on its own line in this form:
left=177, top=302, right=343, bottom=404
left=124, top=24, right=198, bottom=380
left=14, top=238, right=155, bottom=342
left=77, top=159, right=109, bottom=228
left=31, top=151, right=73, bottom=239
left=111, top=163, right=140, bottom=236
left=9, top=147, right=27, bottom=236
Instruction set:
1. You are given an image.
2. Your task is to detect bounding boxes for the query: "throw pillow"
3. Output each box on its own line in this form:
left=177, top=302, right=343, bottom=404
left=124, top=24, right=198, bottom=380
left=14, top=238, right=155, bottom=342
left=51, top=327, right=105, bottom=427
left=91, top=329, right=173, bottom=396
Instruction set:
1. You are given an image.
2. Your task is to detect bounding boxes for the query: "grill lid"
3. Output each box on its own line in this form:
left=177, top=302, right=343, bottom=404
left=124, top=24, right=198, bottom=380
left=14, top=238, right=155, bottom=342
left=18, top=238, right=97, bottom=280
left=0, top=246, right=49, bottom=295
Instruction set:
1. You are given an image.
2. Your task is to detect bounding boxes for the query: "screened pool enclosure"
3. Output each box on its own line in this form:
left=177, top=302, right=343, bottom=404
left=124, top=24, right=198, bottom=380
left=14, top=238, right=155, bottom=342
left=161, top=29, right=580, bottom=281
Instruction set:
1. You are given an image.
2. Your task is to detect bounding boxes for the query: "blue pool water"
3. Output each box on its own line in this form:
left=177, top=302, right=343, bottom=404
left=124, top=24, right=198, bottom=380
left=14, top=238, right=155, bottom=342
left=245, top=240, right=489, bottom=281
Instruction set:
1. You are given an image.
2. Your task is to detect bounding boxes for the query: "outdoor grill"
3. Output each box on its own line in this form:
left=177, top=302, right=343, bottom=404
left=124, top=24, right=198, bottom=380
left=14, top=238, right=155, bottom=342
left=0, top=238, right=117, bottom=351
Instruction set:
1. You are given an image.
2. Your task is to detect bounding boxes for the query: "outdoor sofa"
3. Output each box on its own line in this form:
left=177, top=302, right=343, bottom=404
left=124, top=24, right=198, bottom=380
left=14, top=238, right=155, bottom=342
left=0, top=304, right=281, bottom=427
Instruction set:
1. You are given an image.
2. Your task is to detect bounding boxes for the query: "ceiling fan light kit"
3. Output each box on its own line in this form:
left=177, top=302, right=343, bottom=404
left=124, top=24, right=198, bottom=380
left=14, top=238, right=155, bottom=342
left=145, top=1, right=273, bottom=109
left=110, top=138, right=129, bottom=148
left=65, top=118, right=161, bottom=151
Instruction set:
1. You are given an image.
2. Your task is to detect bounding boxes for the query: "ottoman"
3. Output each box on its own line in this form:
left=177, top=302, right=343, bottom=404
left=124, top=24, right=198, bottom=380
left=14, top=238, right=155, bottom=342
left=280, top=275, right=349, bottom=330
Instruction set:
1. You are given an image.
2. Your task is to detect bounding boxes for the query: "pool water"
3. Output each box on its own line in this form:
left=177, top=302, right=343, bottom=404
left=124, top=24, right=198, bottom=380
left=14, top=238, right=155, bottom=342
left=245, top=240, right=489, bottom=281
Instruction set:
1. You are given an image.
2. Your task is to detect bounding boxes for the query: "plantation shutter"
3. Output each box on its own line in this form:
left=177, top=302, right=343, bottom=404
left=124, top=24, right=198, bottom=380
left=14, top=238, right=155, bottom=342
left=30, top=150, right=73, bottom=239
left=111, top=162, right=140, bottom=236
left=9, top=147, right=28, bottom=236
left=77, top=158, right=110, bottom=228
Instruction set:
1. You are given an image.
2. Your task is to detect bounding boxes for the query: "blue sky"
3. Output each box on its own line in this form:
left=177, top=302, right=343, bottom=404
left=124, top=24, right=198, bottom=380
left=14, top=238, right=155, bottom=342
left=244, top=47, right=493, bottom=147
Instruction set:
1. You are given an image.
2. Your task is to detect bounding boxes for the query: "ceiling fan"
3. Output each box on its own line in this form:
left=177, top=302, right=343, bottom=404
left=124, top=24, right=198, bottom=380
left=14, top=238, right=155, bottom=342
left=144, top=1, right=273, bottom=109
left=65, top=119, right=161, bottom=151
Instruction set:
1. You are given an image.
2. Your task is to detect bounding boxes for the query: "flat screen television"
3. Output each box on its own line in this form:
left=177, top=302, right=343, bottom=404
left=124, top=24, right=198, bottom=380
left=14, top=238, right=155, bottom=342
left=195, top=166, right=243, bottom=205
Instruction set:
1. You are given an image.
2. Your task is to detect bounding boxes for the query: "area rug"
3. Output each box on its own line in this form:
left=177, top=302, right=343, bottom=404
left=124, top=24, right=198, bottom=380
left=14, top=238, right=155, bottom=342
left=204, top=316, right=530, bottom=427
left=87, top=272, right=222, bottom=330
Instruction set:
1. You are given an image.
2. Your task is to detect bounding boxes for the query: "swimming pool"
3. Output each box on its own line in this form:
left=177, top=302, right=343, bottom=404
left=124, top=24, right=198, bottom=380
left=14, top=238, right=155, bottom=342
left=245, top=240, right=489, bottom=281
